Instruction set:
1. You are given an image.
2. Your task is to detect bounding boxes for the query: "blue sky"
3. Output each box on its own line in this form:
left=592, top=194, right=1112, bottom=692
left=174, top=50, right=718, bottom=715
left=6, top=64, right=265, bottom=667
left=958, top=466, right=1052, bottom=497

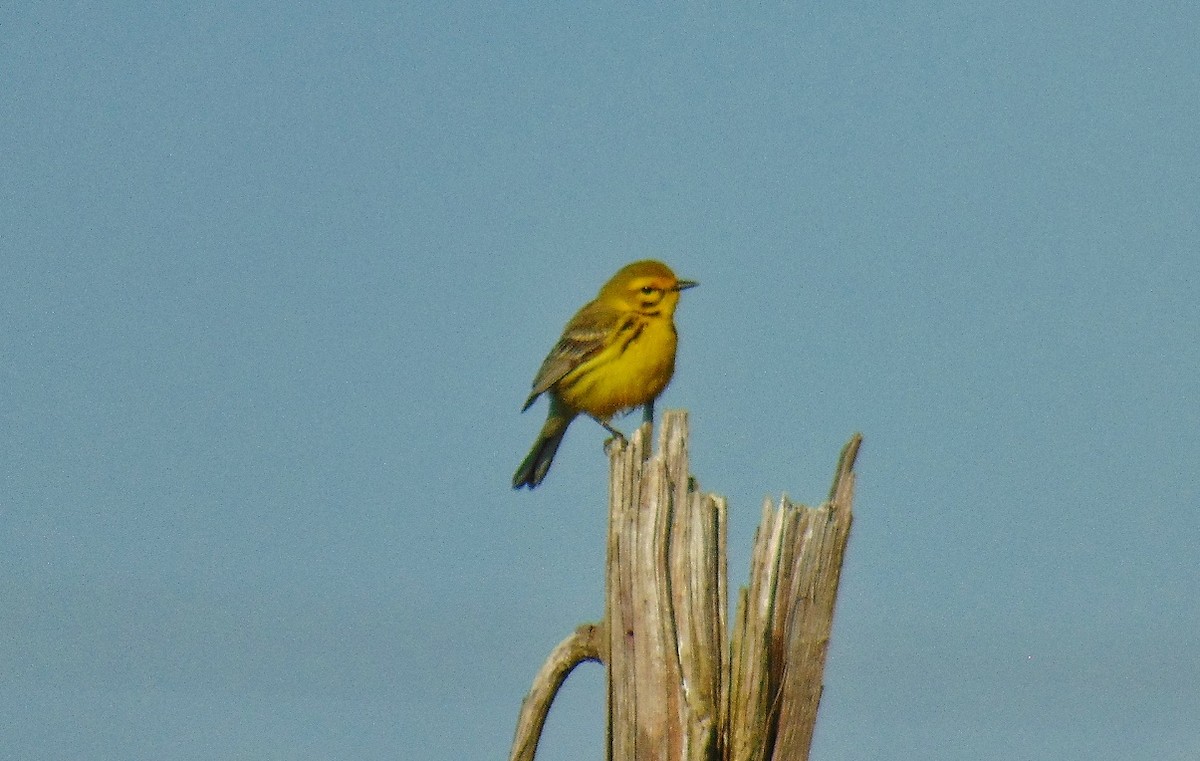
left=3, top=3, right=1198, bottom=760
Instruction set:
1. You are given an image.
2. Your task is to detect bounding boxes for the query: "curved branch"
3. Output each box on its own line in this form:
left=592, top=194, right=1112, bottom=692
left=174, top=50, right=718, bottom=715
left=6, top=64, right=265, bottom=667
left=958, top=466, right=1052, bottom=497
left=509, top=622, right=604, bottom=761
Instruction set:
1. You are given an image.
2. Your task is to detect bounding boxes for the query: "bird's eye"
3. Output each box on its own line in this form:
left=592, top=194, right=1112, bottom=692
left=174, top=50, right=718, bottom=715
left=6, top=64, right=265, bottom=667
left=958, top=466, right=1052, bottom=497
left=640, top=286, right=656, bottom=295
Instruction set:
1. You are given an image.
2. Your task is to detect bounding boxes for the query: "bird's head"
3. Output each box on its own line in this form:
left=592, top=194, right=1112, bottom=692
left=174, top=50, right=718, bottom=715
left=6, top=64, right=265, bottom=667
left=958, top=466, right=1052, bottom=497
left=598, top=260, right=698, bottom=315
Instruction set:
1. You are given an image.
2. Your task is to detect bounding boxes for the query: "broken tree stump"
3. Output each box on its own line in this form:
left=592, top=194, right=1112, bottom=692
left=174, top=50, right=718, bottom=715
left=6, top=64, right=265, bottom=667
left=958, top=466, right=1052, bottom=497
left=510, top=411, right=860, bottom=761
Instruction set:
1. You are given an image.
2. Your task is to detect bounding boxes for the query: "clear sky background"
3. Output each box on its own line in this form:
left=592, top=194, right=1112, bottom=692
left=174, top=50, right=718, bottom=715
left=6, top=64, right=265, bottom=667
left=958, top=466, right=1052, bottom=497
left=3, top=3, right=1198, bottom=760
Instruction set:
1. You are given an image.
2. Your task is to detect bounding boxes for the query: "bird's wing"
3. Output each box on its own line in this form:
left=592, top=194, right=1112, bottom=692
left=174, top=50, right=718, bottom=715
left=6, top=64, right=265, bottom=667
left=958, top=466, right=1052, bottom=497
left=522, top=299, right=620, bottom=410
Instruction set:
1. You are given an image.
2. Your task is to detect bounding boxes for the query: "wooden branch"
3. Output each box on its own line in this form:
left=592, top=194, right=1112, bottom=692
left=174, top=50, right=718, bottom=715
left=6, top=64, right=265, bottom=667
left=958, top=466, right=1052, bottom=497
left=728, top=433, right=860, bottom=761
left=509, top=623, right=604, bottom=761
left=507, top=416, right=861, bottom=761
left=769, top=434, right=859, bottom=760
left=606, top=413, right=727, bottom=761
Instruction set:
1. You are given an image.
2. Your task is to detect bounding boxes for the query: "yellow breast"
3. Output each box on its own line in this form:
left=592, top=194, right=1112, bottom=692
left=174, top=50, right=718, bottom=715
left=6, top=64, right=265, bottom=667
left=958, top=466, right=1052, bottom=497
left=556, top=315, right=678, bottom=420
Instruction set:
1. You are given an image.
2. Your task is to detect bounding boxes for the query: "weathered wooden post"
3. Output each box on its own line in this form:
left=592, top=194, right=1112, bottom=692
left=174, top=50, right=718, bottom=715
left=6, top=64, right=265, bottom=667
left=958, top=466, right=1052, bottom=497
left=510, top=411, right=860, bottom=761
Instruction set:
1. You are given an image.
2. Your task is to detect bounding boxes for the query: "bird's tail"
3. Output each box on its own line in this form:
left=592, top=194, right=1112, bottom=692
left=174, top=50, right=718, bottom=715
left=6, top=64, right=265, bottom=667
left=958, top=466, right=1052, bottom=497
left=512, top=411, right=573, bottom=489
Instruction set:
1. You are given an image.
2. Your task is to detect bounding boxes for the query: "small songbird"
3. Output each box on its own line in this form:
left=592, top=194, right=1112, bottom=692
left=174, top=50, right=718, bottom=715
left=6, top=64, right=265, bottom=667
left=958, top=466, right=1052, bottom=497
left=513, top=260, right=697, bottom=489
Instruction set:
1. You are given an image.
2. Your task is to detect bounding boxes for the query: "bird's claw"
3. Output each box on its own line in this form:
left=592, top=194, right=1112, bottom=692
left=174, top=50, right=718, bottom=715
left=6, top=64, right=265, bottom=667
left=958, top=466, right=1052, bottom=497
left=603, top=431, right=628, bottom=453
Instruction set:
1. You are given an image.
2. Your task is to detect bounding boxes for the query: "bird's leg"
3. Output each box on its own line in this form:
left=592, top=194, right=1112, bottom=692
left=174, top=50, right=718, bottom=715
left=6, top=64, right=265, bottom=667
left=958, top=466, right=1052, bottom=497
left=589, top=414, right=627, bottom=452
left=591, top=416, right=626, bottom=441
left=642, top=399, right=655, bottom=425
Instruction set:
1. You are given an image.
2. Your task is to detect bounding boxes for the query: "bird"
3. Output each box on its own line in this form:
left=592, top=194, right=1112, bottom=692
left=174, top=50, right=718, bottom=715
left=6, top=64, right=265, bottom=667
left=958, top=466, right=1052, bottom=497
left=512, top=259, right=697, bottom=489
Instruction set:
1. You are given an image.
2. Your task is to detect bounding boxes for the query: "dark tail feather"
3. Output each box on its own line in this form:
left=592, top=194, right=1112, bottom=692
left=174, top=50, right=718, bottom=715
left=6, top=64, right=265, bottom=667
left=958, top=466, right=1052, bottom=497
left=513, top=414, right=571, bottom=489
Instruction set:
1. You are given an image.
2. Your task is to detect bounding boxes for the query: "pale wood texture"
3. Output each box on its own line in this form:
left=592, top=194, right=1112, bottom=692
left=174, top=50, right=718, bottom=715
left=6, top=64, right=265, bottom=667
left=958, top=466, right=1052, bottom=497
left=508, top=411, right=860, bottom=761
left=606, top=413, right=728, bottom=761
left=509, top=623, right=603, bottom=761
left=728, top=434, right=859, bottom=761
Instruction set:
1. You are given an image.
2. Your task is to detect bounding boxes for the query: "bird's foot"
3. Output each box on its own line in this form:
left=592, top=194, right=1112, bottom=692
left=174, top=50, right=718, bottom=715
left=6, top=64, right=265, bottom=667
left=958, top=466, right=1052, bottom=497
left=603, top=429, right=628, bottom=454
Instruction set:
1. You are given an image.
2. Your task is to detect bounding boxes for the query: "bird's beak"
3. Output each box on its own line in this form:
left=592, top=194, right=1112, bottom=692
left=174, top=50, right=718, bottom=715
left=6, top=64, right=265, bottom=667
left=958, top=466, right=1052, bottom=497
left=675, top=280, right=699, bottom=291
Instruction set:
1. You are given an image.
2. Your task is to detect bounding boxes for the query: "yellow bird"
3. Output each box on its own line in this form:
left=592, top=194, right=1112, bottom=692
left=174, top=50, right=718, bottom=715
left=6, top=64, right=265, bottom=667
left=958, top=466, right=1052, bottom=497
left=513, top=260, right=697, bottom=489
